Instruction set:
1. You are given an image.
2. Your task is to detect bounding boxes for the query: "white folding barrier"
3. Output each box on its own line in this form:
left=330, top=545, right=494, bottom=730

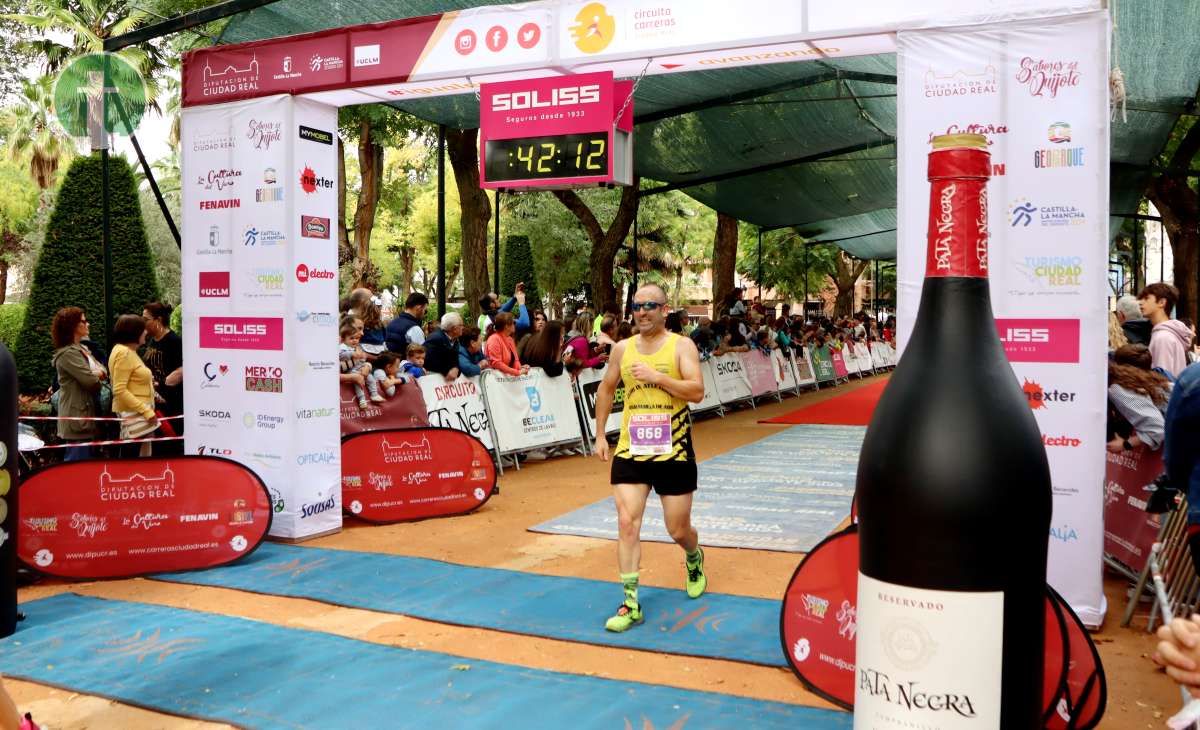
left=575, top=366, right=624, bottom=440
left=690, top=359, right=725, bottom=416
left=871, top=343, right=889, bottom=370
left=852, top=342, right=875, bottom=375
left=772, top=349, right=799, bottom=395
left=479, top=368, right=586, bottom=457
left=709, top=353, right=755, bottom=408
left=793, top=347, right=817, bottom=388
left=419, top=374, right=497, bottom=452
left=741, top=350, right=781, bottom=403
left=842, top=344, right=862, bottom=378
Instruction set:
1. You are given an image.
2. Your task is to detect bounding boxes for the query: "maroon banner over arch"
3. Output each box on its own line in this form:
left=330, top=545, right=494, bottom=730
left=18, top=457, right=272, bottom=579
left=341, top=427, right=496, bottom=523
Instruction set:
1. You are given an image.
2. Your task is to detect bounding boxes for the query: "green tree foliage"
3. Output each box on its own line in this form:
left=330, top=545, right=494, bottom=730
left=0, top=156, right=39, bottom=303
left=0, top=303, right=25, bottom=349
left=139, top=187, right=179, bottom=304
left=15, top=152, right=159, bottom=392
left=506, top=191, right=592, bottom=317
left=500, top=234, right=542, bottom=312
left=623, top=191, right=713, bottom=308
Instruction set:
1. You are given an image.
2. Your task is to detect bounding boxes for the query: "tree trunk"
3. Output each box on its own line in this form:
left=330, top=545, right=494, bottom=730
left=711, top=212, right=738, bottom=319
left=674, top=267, right=684, bottom=310
left=553, top=182, right=639, bottom=316
left=444, top=128, right=491, bottom=320
left=337, top=137, right=350, bottom=268
left=352, top=119, right=384, bottom=289
left=1148, top=172, right=1200, bottom=325
left=832, top=252, right=869, bottom=318
left=0, top=260, right=7, bottom=305
left=399, top=245, right=415, bottom=299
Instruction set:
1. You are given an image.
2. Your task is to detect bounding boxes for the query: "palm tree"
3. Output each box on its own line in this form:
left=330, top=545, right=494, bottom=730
left=7, top=76, right=77, bottom=192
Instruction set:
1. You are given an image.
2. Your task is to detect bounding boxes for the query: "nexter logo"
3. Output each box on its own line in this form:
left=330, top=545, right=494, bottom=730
left=491, top=85, right=601, bottom=112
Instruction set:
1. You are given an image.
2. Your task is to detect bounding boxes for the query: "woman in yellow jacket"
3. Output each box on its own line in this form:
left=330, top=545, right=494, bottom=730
left=108, top=314, right=158, bottom=456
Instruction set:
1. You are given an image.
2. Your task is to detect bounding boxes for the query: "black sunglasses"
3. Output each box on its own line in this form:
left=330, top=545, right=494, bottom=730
left=630, top=301, right=665, bottom=312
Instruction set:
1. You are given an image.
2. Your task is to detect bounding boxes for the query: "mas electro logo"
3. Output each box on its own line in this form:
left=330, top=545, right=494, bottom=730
left=922, top=65, right=998, bottom=98
left=1008, top=198, right=1086, bottom=228
left=198, top=271, right=230, bottom=298
left=199, top=316, right=284, bottom=351
left=201, top=362, right=229, bottom=389
left=1015, top=57, right=1081, bottom=98
left=245, top=365, right=283, bottom=393
left=256, top=167, right=284, bottom=202
left=299, top=125, right=333, bottom=145
left=200, top=54, right=259, bottom=98
left=243, top=225, right=285, bottom=247
left=301, top=215, right=330, bottom=239
left=295, top=263, right=334, bottom=283
left=569, top=2, right=615, bottom=54
left=1022, top=379, right=1077, bottom=410
left=196, top=168, right=241, bottom=191
left=246, top=118, right=282, bottom=150
left=996, top=318, right=1080, bottom=363
left=1042, top=434, right=1082, bottom=448
left=299, top=166, right=334, bottom=193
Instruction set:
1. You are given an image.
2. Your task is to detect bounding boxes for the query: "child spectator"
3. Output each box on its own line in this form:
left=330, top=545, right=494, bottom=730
left=402, top=343, right=427, bottom=379
left=457, top=326, right=491, bottom=377
left=372, top=352, right=409, bottom=397
left=340, top=323, right=382, bottom=408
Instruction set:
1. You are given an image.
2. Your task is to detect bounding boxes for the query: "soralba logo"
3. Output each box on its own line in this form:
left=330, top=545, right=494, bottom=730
left=569, top=2, right=615, bottom=54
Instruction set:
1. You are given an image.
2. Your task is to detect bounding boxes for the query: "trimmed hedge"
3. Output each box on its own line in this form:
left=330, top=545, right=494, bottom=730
left=500, top=234, right=542, bottom=313
left=15, top=153, right=159, bottom=392
left=0, top=303, right=25, bottom=351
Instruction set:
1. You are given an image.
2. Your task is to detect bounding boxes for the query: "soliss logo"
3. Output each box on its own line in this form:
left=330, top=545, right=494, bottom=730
left=1000, top=328, right=1049, bottom=343
left=491, top=84, right=601, bottom=111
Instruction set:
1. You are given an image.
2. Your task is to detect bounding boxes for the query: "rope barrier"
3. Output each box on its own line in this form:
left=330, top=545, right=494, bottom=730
left=34, top=435, right=184, bottom=450
left=19, top=414, right=185, bottom=422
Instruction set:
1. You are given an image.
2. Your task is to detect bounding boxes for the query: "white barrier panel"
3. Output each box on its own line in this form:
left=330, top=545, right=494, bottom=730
left=709, top=353, right=753, bottom=405
left=419, top=374, right=494, bottom=450
left=853, top=343, right=875, bottom=374
left=690, top=359, right=724, bottom=414
left=870, top=343, right=889, bottom=370
left=576, top=366, right=624, bottom=440
left=741, top=350, right=778, bottom=398
left=793, top=348, right=817, bottom=386
left=481, top=368, right=583, bottom=454
left=842, top=345, right=861, bottom=376
left=772, top=349, right=799, bottom=393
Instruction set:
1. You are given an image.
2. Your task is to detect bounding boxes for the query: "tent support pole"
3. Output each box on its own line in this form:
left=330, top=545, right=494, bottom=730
left=437, top=124, right=446, bottom=318
left=493, top=190, right=500, bottom=292
left=757, top=228, right=763, bottom=302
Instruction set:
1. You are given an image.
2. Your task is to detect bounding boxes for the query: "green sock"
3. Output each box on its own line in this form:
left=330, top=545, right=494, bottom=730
left=686, top=547, right=702, bottom=565
left=620, top=572, right=639, bottom=607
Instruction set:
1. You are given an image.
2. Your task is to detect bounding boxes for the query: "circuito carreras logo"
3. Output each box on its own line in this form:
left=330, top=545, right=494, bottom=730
left=569, top=2, right=616, bottom=54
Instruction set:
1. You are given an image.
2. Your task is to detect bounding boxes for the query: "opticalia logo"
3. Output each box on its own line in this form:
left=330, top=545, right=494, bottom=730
left=490, top=84, right=602, bottom=112
left=299, top=125, right=333, bottom=145
left=296, top=310, right=336, bottom=327
left=299, top=166, right=334, bottom=193
left=1016, top=256, right=1083, bottom=289
left=922, top=65, right=997, bottom=98
left=1033, top=146, right=1084, bottom=169
left=568, top=2, right=615, bottom=54
left=297, top=450, right=337, bottom=466
left=1021, top=379, right=1076, bottom=410
left=301, top=215, right=330, bottom=239
left=199, top=316, right=284, bottom=351
left=199, top=271, right=230, bottom=298
left=1042, top=434, right=1082, bottom=448
left=1016, top=57, right=1081, bottom=98
left=196, top=168, right=242, bottom=191
left=1050, top=524, right=1079, bottom=542
left=245, top=365, right=283, bottom=393
left=201, top=362, right=229, bottom=389
left=1048, top=121, right=1072, bottom=144
left=256, top=167, right=284, bottom=202
left=295, top=263, right=335, bottom=282
left=200, top=54, right=260, bottom=98
left=353, top=44, right=380, bottom=67
left=246, top=118, right=282, bottom=150
left=995, top=318, right=1079, bottom=363
left=199, top=198, right=239, bottom=210
left=1008, top=197, right=1086, bottom=228
left=300, top=496, right=337, bottom=519
left=244, top=225, right=285, bottom=246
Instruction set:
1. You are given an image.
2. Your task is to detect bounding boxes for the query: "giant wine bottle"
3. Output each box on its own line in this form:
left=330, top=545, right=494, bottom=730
left=853, top=134, right=1052, bottom=729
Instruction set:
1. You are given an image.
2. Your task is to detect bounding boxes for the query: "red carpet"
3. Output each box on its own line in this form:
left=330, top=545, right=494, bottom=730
left=760, top=378, right=889, bottom=425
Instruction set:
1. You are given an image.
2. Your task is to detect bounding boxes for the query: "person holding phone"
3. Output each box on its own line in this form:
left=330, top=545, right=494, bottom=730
left=477, top=282, right=531, bottom=335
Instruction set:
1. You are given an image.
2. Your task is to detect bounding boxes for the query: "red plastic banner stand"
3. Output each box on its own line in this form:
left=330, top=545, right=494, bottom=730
left=0, top=344, right=17, bottom=637
left=18, top=456, right=272, bottom=580
left=339, top=382, right=430, bottom=435
left=340, top=427, right=497, bottom=524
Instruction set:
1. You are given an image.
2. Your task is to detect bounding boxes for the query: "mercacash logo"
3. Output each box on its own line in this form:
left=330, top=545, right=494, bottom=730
left=244, top=365, right=283, bottom=393
left=570, top=2, right=616, bottom=54
left=52, top=52, right=147, bottom=138
left=996, top=318, right=1080, bottom=363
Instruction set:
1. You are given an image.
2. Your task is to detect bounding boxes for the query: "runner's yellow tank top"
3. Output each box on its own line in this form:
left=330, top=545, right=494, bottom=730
left=614, top=334, right=693, bottom=462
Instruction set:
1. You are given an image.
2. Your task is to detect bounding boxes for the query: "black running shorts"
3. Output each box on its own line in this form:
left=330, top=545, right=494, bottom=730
left=610, top=457, right=698, bottom=496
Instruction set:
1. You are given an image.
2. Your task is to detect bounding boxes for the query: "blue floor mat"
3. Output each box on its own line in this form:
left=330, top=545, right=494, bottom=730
left=4, top=594, right=851, bottom=730
left=530, top=425, right=865, bottom=552
left=154, top=541, right=788, bottom=667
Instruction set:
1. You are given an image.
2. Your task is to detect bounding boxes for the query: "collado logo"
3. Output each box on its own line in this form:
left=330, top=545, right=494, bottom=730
left=995, top=318, right=1080, bottom=363
left=301, top=215, right=330, bottom=239
left=199, top=271, right=230, bottom=298
left=201, top=362, right=229, bottom=388
left=569, top=2, right=615, bottom=54
left=299, top=166, right=334, bottom=193
left=245, top=365, right=283, bottom=393
left=199, top=317, right=284, bottom=351
left=491, top=84, right=601, bottom=112
left=295, top=264, right=335, bottom=283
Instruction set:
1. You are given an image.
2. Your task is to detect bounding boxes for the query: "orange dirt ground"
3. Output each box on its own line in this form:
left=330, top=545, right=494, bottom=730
left=6, top=374, right=1185, bottom=728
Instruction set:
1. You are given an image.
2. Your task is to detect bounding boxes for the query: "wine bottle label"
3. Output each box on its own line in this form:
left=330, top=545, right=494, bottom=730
left=925, top=146, right=991, bottom=280
left=853, top=573, right=1003, bottom=729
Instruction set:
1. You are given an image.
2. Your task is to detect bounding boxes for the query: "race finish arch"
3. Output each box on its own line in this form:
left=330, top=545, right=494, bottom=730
left=180, top=0, right=1110, bottom=625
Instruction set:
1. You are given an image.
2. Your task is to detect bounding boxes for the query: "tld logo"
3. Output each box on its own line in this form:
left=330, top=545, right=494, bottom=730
left=196, top=445, right=233, bottom=456
left=996, top=318, right=1079, bottom=363
left=491, top=84, right=601, bottom=112
left=295, top=264, right=335, bottom=283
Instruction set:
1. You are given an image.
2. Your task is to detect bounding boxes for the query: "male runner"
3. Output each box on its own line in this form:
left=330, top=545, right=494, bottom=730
left=593, top=283, right=707, bottom=632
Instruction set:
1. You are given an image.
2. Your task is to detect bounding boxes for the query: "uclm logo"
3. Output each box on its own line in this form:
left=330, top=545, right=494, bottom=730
left=490, top=84, right=601, bottom=111
left=995, top=319, right=1079, bottom=363
left=199, top=317, right=283, bottom=351
left=199, top=271, right=230, bottom=298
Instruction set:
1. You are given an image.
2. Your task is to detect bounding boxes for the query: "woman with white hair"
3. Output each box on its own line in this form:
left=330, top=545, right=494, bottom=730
left=423, top=311, right=465, bottom=381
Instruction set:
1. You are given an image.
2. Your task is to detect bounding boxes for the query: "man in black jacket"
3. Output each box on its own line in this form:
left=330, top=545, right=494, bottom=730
left=1117, top=294, right=1152, bottom=346
left=423, top=312, right=464, bottom=381
left=385, top=292, right=429, bottom=354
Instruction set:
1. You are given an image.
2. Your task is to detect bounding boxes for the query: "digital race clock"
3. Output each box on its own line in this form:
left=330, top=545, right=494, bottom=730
left=479, top=72, right=633, bottom=190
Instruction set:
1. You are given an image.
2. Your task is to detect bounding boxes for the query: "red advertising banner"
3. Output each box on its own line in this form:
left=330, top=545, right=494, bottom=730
left=1103, top=446, right=1164, bottom=573
left=830, top=349, right=849, bottom=379
left=341, top=428, right=496, bottom=523
left=340, top=381, right=430, bottom=435
left=19, top=457, right=271, bottom=579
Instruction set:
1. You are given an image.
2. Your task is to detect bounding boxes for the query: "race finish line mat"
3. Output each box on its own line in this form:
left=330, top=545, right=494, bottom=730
left=5, top=594, right=851, bottom=730
left=154, top=541, right=787, bottom=667
left=530, top=425, right=864, bottom=552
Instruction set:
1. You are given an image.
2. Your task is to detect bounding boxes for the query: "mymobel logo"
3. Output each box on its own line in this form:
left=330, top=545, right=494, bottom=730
left=301, top=215, right=330, bottom=239
left=996, top=318, right=1079, bottom=363
left=299, top=125, right=333, bottom=145
left=353, top=44, right=380, bottom=67
left=295, top=264, right=334, bottom=282
left=299, top=166, right=334, bottom=193
left=53, top=52, right=148, bottom=138
left=569, top=2, right=615, bottom=54
left=1021, top=379, right=1076, bottom=410
left=199, top=271, right=230, bottom=298
left=245, top=365, right=283, bottom=393
left=490, top=84, right=601, bottom=112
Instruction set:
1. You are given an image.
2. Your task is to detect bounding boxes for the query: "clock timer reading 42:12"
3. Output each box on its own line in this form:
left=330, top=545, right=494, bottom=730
left=484, top=132, right=609, bottom=182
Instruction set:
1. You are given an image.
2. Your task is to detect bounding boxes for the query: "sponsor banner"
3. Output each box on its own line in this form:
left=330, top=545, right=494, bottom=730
left=183, top=34, right=350, bottom=105
left=709, top=353, right=752, bottom=405
left=481, top=367, right=583, bottom=453
left=576, top=366, right=624, bottom=439
left=419, top=374, right=494, bottom=450
left=829, top=349, right=849, bottom=380
left=809, top=345, right=836, bottom=383
left=340, top=381, right=429, bottom=434
left=897, top=12, right=1110, bottom=625
left=1102, top=446, right=1164, bottom=574
left=198, top=316, right=284, bottom=351
left=341, top=428, right=496, bottom=523
left=689, top=359, right=723, bottom=414
left=740, top=350, right=778, bottom=398
left=851, top=343, right=874, bottom=374
left=18, top=457, right=271, bottom=579
left=793, top=348, right=816, bottom=385
left=772, top=349, right=799, bottom=392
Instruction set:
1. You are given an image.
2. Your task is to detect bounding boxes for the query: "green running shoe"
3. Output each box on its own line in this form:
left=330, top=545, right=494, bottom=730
left=686, top=547, right=707, bottom=598
left=604, top=601, right=644, bottom=632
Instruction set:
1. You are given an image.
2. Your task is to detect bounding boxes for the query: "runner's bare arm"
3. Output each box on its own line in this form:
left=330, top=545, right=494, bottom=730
left=634, top=336, right=704, bottom=403
left=594, top=340, right=626, bottom=432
